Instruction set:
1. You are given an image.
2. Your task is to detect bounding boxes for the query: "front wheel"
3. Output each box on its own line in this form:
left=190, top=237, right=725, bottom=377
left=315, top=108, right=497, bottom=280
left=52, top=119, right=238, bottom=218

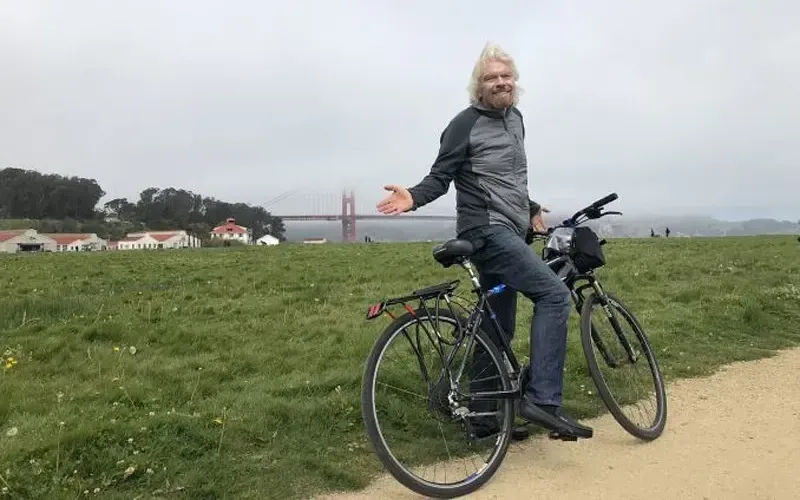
left=580, top=291, right=667, bottom=440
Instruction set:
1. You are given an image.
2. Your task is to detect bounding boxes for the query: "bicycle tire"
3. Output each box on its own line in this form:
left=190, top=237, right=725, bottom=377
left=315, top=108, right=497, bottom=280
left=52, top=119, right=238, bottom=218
left=361, top=307, right=515, bottom=498
left=579, top=291, right=667, bottom=440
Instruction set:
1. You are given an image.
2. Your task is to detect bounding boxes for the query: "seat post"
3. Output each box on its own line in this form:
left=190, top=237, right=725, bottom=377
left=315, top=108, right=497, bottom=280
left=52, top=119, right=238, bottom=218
left=460, top=259, right=481, bottom=291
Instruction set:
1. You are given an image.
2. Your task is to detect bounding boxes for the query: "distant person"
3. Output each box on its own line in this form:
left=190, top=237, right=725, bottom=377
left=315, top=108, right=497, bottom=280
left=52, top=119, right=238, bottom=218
left=665, top=227, right=671, bottom=238
left=650, top=228, right=655, bottom=237
left=376, top=42, right=592, bottom=440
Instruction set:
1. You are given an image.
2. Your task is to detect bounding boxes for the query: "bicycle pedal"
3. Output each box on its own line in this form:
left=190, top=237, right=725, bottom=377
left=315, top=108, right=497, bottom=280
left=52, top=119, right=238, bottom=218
left=548, top=431, right=578, bottom=442
left=512, top=426, right=530, bottom=441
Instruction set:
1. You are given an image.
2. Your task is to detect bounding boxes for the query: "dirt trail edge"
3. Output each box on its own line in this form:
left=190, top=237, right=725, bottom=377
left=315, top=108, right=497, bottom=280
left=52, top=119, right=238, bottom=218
left=317, top=347, right=800, bottom=500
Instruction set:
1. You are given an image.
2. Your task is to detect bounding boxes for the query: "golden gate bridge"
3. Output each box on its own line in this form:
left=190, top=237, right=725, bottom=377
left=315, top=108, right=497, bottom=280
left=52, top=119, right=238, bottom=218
left=263, top=189, right=455, bottom=242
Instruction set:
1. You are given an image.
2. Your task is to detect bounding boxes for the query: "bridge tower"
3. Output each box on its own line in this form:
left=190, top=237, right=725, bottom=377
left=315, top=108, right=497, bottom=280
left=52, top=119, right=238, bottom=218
left=341, top=190, right=356, bottom=242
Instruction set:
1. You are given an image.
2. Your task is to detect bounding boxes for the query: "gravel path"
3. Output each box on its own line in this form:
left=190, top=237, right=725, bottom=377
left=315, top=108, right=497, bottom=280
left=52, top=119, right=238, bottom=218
left=318, top=347, right=800, bottom=499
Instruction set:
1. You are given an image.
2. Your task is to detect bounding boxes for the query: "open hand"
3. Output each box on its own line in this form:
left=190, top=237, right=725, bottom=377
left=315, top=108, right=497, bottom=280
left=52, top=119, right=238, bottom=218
left=376, top=184, right=413, bottom=215
left=531, top=206, right=550, bottom=232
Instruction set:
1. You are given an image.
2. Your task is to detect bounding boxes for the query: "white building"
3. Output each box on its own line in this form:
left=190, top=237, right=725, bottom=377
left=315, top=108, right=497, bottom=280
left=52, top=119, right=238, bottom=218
left=257, top=234, right=280, bottom=246
left=114, top=233, right=160, bottom=250
left=0, top=229, right=57, bottom=253
left=113, top=230, right=202, bottom=250
left=45, top=233, right=108, bottom=252
left=210, top=218, right=252, bottom=245
left=126, top=230, right=201, bottom=249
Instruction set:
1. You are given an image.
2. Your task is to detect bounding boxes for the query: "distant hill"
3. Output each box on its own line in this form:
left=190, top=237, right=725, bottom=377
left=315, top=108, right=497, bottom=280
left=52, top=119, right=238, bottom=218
left=283, top=214, right=799, bottom=243
left=593, top=214, right=799, bottom=238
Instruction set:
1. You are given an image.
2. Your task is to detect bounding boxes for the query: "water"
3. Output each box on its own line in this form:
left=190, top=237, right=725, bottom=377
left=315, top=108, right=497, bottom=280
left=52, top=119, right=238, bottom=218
left=283, top=220, right=456, bottom=243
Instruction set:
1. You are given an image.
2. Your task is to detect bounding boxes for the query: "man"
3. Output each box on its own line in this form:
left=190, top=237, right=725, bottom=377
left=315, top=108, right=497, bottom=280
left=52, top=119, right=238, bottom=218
left=376, top=42, right=593, bottom=440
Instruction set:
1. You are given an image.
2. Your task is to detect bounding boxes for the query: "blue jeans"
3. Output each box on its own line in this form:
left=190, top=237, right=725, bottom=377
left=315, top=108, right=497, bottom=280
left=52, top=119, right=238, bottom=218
left=461, top=224, right=572, bottom=407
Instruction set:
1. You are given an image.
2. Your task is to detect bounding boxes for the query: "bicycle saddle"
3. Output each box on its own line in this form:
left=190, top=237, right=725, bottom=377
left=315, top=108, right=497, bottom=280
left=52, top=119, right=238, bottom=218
left=432, top=239, right=475, bottom=267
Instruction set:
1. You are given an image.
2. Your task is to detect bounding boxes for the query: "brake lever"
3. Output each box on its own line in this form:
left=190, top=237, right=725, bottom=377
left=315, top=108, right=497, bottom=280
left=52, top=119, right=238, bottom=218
left=584, top=207, right=603, bottom=219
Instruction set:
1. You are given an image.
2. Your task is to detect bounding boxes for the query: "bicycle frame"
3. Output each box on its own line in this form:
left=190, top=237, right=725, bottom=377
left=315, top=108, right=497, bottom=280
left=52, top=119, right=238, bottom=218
left=455, top=254, right=609, bottom=402
left=365, top=192, right=628, bottom=404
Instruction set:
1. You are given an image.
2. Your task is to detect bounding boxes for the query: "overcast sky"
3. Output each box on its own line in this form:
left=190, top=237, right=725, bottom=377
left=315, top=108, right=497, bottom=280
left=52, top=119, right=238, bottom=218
left=1, top=0, right=798, bottom=220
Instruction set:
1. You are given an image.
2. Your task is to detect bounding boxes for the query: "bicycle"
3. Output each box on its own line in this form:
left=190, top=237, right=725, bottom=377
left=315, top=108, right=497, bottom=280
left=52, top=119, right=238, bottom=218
left=360, top=193, right=667, bottom=498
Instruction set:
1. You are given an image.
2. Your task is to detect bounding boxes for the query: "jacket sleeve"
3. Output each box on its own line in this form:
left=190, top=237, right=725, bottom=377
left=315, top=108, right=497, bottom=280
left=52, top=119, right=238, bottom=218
left=408, top=111, right=475, bottom=210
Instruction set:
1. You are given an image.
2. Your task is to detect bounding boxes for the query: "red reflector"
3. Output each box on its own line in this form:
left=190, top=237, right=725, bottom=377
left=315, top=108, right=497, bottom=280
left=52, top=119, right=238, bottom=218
left=366, top=302, right=386, bottom=320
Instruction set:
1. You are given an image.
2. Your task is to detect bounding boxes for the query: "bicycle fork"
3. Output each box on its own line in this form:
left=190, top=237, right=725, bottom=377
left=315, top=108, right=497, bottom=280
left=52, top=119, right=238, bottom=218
left=590, top=281, right=639, bottom=365
left=571, top=281, right=637, bottom=368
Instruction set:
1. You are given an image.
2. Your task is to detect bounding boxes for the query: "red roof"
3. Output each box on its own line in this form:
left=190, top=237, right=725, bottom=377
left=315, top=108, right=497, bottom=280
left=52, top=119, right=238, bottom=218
left=0, top=230, right=26, bottom=243
left=127, top=230, right=185, bottom=237
left=151, top=233, right=179, bottom=242
left=47, top=233, right=93, bottom=245
left=211, top=218, right=248, bottom=235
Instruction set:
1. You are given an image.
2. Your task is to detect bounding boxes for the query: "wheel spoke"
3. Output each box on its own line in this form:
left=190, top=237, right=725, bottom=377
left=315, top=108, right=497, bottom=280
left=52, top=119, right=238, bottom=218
left=376, top=382, right=428, bottom=401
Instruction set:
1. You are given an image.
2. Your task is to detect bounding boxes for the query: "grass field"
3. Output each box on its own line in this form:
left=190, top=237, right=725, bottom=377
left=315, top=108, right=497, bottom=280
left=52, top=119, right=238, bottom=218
left=1, top=235, right=799, bottom=499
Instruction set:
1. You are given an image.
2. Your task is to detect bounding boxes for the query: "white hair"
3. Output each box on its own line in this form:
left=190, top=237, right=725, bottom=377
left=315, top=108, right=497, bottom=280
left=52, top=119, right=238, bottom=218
left=467, top=42, right=523, bottom=106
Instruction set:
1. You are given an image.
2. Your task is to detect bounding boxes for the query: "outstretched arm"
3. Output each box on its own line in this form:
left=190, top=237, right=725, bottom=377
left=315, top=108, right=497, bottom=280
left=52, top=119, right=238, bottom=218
left=407, top=110, right=476, bottom=210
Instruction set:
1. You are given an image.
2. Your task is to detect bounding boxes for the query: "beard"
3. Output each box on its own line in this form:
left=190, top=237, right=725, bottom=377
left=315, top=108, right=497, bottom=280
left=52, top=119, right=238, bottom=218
left=484, top=88, right=514, bottom=109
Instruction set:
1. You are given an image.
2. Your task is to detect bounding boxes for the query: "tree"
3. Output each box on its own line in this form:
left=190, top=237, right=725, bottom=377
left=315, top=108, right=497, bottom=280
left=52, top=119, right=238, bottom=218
left=103, top=198, right=137, bottom=220
left=0, top=167, right=286, bottom=241
left=128, top=187, right=285, bottom=240
left=0, top=167, right=105, bottom=220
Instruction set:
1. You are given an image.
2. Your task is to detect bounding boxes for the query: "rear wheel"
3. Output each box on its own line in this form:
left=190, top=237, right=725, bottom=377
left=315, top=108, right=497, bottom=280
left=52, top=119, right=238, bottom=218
left=580, top=292, right=667, bottom=440
left=361, top=307, right=515, bottom=498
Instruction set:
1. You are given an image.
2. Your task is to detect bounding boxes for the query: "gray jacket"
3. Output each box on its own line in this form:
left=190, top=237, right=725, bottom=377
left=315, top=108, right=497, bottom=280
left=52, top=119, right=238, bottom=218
left=408, top=103, right=540, bottom=237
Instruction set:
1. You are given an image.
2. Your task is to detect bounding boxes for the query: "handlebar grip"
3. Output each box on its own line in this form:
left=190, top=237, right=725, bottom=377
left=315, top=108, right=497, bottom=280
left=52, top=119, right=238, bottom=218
left=591, top=192, right=618, bottom=208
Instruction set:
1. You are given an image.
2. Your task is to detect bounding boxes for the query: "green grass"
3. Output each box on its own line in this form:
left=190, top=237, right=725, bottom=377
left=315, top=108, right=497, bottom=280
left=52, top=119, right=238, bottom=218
left=1, top=236, right=799, bottom=499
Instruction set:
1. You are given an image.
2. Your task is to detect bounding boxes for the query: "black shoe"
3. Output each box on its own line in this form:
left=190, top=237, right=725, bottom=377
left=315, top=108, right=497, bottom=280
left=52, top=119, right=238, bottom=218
left=518, top=398, right=593, bottom=439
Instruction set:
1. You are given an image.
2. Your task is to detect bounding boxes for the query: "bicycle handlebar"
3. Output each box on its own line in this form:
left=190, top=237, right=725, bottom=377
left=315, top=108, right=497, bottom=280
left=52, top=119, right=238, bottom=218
left=526, top=192, right=622, bottom=243
left=590, top=192, right=618, bottom=209
left=566, top=192, right=620, bottom=224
